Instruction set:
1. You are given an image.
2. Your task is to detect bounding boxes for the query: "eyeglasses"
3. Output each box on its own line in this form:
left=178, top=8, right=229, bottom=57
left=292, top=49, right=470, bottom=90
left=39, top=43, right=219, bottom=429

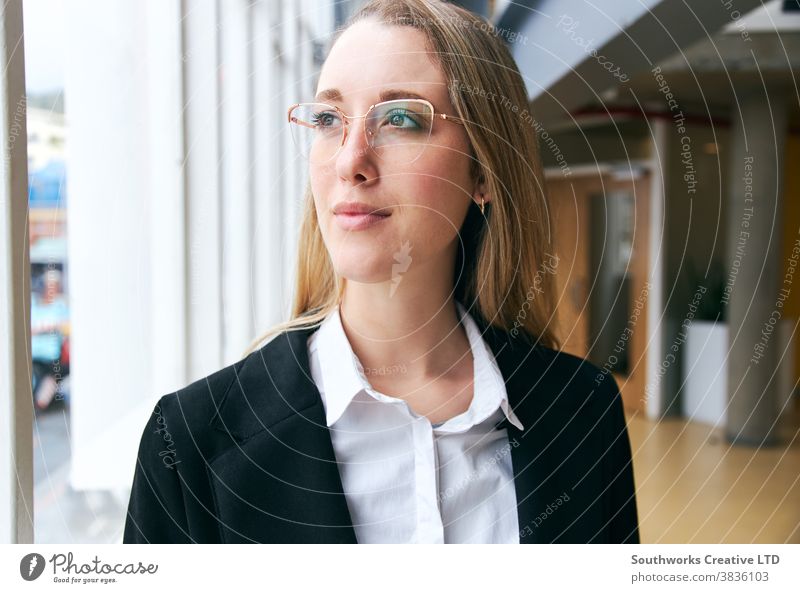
left=286, top=98, right=465, bottom=165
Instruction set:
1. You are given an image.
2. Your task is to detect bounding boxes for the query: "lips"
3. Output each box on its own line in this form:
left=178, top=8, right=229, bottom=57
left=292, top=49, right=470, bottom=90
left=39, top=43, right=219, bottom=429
left=333, top=201, right=392, bottom=216
left=334, top=212, right=391, bottom=232
left=333, top=201, right=392, bottom=231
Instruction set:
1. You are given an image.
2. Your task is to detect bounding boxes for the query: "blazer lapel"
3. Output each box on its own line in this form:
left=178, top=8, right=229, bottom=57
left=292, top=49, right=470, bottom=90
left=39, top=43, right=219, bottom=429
left=207, top=326, right=357, bottom=543
left=480, top=324, right=588, bottom=543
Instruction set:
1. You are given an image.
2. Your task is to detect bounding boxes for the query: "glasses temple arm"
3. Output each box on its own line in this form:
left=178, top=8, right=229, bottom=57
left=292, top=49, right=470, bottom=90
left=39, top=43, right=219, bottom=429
left=438, top=113, right=466, bottom=125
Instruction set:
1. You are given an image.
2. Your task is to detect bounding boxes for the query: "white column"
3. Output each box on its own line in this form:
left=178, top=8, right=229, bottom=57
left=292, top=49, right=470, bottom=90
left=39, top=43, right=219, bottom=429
left=182, top=0, right=223, bottom=378
left=251, top=0, right=287, bottom=336
left=65, top=1, right=154, bottom=489
left=220, top=0, right=254, bottom=363
left=145, top=0, right=186, bottom=396
left=0, top=0, right=33, bottom=544
left=279, top=0, right=300, bottom=317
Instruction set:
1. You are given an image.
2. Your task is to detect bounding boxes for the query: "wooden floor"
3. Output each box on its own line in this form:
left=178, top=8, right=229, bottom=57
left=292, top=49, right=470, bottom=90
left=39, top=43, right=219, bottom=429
left=625, top=397, right=800, bottom=543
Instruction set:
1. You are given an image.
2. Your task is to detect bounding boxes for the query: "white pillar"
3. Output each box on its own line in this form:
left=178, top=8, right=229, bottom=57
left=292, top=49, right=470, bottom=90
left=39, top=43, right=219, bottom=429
left=145, top=0, right=186, bottom=396
left=252, top=0, right=287, bottom=335
left=282, top=0, right=303, bottom=307
left=65, top=1, right=154, bottom=489
left=220, top=0, right=254, bottom=363
left=182, top=0, right=223, bottom=378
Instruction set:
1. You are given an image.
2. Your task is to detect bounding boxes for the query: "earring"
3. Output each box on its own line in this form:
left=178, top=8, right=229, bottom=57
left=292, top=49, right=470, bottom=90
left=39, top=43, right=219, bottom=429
left=480, top=196, right=485, bottom=215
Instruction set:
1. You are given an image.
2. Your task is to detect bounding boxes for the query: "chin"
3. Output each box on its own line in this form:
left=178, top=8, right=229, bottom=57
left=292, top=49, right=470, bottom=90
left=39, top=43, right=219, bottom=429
left=332, top=251, right=394, bottom=284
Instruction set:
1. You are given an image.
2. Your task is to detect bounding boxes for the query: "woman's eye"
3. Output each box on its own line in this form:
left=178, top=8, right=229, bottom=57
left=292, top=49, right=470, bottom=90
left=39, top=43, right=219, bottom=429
left=312, top=111, right=339, bottom=127
left=384, top=110, right=420, bottom=129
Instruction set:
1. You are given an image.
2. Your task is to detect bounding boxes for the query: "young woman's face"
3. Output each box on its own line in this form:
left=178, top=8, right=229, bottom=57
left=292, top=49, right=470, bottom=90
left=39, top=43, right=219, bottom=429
left=309, top=20, right=477, bottom=285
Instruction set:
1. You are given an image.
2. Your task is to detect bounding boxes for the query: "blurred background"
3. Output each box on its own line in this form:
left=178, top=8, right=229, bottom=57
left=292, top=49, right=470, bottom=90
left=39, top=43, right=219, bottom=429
left=2, top=0, right=798, bottom=543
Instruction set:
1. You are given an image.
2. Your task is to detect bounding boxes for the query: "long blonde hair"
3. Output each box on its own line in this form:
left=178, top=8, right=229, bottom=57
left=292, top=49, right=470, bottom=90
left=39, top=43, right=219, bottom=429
left=245, top=0, right=559, bottom=355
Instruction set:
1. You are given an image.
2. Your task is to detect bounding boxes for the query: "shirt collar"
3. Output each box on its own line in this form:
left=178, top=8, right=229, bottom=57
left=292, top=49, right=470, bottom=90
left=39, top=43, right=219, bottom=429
left=307, top=305, right=370, bottom=427
left=308, top=301, right=524, bottom=432
left=450, top=301, right=524, bottom=433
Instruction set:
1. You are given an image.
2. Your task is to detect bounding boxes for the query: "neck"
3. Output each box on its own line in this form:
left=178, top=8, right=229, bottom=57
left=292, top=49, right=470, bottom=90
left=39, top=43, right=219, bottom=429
left=338, top=255, right=470, bottom=382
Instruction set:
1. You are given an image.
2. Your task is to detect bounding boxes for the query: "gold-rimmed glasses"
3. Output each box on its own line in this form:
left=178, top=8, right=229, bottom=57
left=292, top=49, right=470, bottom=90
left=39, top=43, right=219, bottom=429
left=286, top=98, right=465, bottom=165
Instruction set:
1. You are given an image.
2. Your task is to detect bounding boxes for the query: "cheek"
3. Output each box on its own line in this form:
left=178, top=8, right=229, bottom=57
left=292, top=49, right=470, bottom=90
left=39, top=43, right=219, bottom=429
left=364, top=174, right=467, bottom=269
left=398, top=151, right=473, bottom=234
left=309, top=163, right=334, bottom=204
left=309, top=166, right=337, bottom=235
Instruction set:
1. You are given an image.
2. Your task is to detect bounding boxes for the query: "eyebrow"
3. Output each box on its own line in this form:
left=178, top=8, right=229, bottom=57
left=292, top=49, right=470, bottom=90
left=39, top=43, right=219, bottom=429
left=314, top=88, right=431, bottom=104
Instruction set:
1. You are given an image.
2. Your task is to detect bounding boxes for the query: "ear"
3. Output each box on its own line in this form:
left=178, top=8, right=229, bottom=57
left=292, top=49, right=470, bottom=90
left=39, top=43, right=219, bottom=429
left=472, top=172, right=490, bottom=208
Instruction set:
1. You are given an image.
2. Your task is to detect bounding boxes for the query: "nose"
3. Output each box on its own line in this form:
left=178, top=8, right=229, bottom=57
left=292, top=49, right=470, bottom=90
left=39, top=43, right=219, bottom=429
left=334, top=116, right=378, bottom=185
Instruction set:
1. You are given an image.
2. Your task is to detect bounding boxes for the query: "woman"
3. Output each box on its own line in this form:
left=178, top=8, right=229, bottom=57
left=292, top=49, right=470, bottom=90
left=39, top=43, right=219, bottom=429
left=123, top=0, right=639, bottom=544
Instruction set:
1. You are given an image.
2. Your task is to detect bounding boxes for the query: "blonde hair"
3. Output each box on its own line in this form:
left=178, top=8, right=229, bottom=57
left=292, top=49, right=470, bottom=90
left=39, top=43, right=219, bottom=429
left=245, top=0, right=559, bottom=355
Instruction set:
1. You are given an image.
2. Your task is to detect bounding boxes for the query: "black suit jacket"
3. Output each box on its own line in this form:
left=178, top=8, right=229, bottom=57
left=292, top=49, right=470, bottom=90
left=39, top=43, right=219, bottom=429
left=122, top=320, right=640, bottom=543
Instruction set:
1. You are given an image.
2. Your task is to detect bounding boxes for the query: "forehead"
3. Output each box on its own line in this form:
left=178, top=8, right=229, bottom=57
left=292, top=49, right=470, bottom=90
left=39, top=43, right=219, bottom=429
left=316, top=21, right=448, bottom=106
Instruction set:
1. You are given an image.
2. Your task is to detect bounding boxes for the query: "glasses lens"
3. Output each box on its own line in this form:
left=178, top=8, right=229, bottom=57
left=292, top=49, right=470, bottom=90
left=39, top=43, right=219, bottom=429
left=288, top=103, right=343, bottom=163
left=367, top=100, right=434, bottom=163
left=288, top=100, right=436, bottom=164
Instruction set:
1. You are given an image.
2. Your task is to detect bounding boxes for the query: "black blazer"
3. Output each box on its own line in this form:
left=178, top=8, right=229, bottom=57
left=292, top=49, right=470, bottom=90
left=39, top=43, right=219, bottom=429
left=122, top=321, right=640, bottom=544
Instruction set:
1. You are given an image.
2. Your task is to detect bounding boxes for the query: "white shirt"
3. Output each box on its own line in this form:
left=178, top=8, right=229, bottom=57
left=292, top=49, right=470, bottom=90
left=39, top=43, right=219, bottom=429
left=307, top=300, right=524, bottom=543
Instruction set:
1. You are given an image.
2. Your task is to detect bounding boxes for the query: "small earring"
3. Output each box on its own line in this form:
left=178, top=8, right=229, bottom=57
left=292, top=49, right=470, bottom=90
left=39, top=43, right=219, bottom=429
left=480, top=196, right=485, bottom=215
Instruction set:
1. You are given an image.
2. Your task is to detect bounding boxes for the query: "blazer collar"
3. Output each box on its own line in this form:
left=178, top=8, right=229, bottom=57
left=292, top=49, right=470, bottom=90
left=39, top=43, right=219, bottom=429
left=207, top=317, right=563, bottom=543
